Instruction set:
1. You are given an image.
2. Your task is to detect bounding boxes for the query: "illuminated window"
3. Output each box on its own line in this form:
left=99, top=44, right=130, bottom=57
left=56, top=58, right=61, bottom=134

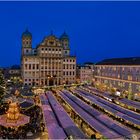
left=128, top=75, right=132, bottom=80
left=113, top=67, right=116, bottom=71
left=136, top=85, right=140, bottom=91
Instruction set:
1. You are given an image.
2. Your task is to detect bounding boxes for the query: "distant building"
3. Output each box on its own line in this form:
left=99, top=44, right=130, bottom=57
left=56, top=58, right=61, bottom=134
left=21, top=29, right=76, bottom=86
left=84, top=62, right=95, bottom=81
left=95, top=57, right=140, bottom=100
left=3, top=65, right=21, bottom=84
left=84, top=62, right=94, bottom=70
left=76, top=63, right=94, bottom=84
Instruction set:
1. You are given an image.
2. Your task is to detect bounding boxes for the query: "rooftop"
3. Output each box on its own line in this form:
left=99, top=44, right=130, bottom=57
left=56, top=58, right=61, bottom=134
left=22, top=29, right=32, bottom=38
left=96, top=57, right=140, bottom=65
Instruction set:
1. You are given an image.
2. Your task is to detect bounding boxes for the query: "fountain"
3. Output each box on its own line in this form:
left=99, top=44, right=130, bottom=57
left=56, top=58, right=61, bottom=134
left=0, top=101, right=30, bottom=127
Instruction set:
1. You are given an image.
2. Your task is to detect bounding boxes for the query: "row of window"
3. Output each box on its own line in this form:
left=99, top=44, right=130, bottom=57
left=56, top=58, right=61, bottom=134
left=99, top=73, right=140, bottom=82
left=63, top=77, right=75, bottom=81
left=40, top=72, right=61, bottom=77
left=23, top=41, right=31, bottom=45
left=63, top=71, right=75, bottom=76
left=24, top=64, right=75, bottom=70
left=41, top=66, right=62, bottom=69
left=41, top=48, right=62, bottom=51
left=24, top=57, right=75, bottom=63
left=24, top=83, right=39, bottom=86
left=41, top=51, right=62, bottom=54
left=98, top=67, right=140, bottom=73
left=40, top=53, right=62, bottom=57
left=41, top=62, right=62, bottom=65
left=101, top=79, right=140, bottom=92
left=63, top=59, right=75, bottom=62
left=25, top=78, right=39, bottom=82
left=63, top=65, right=75, bottom=69
left=24, top=64, right=39, bottom=70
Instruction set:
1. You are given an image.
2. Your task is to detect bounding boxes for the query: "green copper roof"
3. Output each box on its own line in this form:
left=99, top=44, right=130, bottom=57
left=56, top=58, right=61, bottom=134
left=60, top=31, right=69, bottom=40
left=22, top=29, right=32, bottom=38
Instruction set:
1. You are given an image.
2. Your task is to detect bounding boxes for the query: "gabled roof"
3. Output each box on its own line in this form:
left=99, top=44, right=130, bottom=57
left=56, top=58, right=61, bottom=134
left=84, top=62, right=94, bottom=65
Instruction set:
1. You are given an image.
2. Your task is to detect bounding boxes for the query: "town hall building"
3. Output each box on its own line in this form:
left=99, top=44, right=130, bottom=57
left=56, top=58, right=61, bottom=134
left=21, top=29, right=76, bottom=86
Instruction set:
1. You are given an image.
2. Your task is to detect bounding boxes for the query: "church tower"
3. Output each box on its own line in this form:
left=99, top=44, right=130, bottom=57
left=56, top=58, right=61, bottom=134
left=21, top=29, right=32, bottom=56
left=60, top=32, right=70, bottom=56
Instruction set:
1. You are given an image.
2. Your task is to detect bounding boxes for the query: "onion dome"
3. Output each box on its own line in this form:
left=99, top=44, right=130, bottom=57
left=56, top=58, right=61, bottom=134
left=60, top=31, right=69, bottom=40
left=22, top=29, right=32, bottom=38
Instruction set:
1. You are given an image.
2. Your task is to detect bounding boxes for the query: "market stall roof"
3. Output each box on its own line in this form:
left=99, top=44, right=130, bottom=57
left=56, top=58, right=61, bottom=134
left=20, top=101, right=34, bottom=109
left=0, top=114, right=30, bottom=127
left=21, top=91, right=34, bottom=97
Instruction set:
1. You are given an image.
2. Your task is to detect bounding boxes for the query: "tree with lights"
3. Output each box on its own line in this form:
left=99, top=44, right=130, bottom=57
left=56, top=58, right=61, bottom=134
left=128, top=83, right=133, bottom=100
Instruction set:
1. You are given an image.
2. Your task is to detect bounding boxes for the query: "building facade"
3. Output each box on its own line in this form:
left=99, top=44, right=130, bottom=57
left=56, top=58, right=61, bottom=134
left=21, top=29, right=76, bottom=86
left=2, top=65, right=21, bottom=85
left=94, top=57, right=140, bottom=100
left=76, top=65, right=93, bottom=84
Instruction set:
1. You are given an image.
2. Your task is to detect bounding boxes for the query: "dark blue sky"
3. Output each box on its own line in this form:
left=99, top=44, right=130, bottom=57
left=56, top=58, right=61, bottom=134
left=0, top=1, right=140, bottom=67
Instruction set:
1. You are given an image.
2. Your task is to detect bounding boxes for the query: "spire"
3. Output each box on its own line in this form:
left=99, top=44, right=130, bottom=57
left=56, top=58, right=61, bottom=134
left=50, top=30, right=53, bottom=35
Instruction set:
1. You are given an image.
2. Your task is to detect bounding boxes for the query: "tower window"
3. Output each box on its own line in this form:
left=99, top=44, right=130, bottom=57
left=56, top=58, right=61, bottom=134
left=26, top=50, right=29, bottom=53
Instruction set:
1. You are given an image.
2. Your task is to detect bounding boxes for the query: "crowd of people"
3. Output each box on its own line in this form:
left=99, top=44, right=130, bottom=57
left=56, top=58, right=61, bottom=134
left=0, top=105, right=45, bottom=139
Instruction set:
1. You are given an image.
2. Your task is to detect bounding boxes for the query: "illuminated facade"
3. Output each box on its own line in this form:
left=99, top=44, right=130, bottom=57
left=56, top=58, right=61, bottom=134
left=95, top=58, right=140, bottom=100
left=76, top=64, right=93, bottom=84
left=3, top=65, right=21, bottom=84
left=21, top=29, right=76, bottom=86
